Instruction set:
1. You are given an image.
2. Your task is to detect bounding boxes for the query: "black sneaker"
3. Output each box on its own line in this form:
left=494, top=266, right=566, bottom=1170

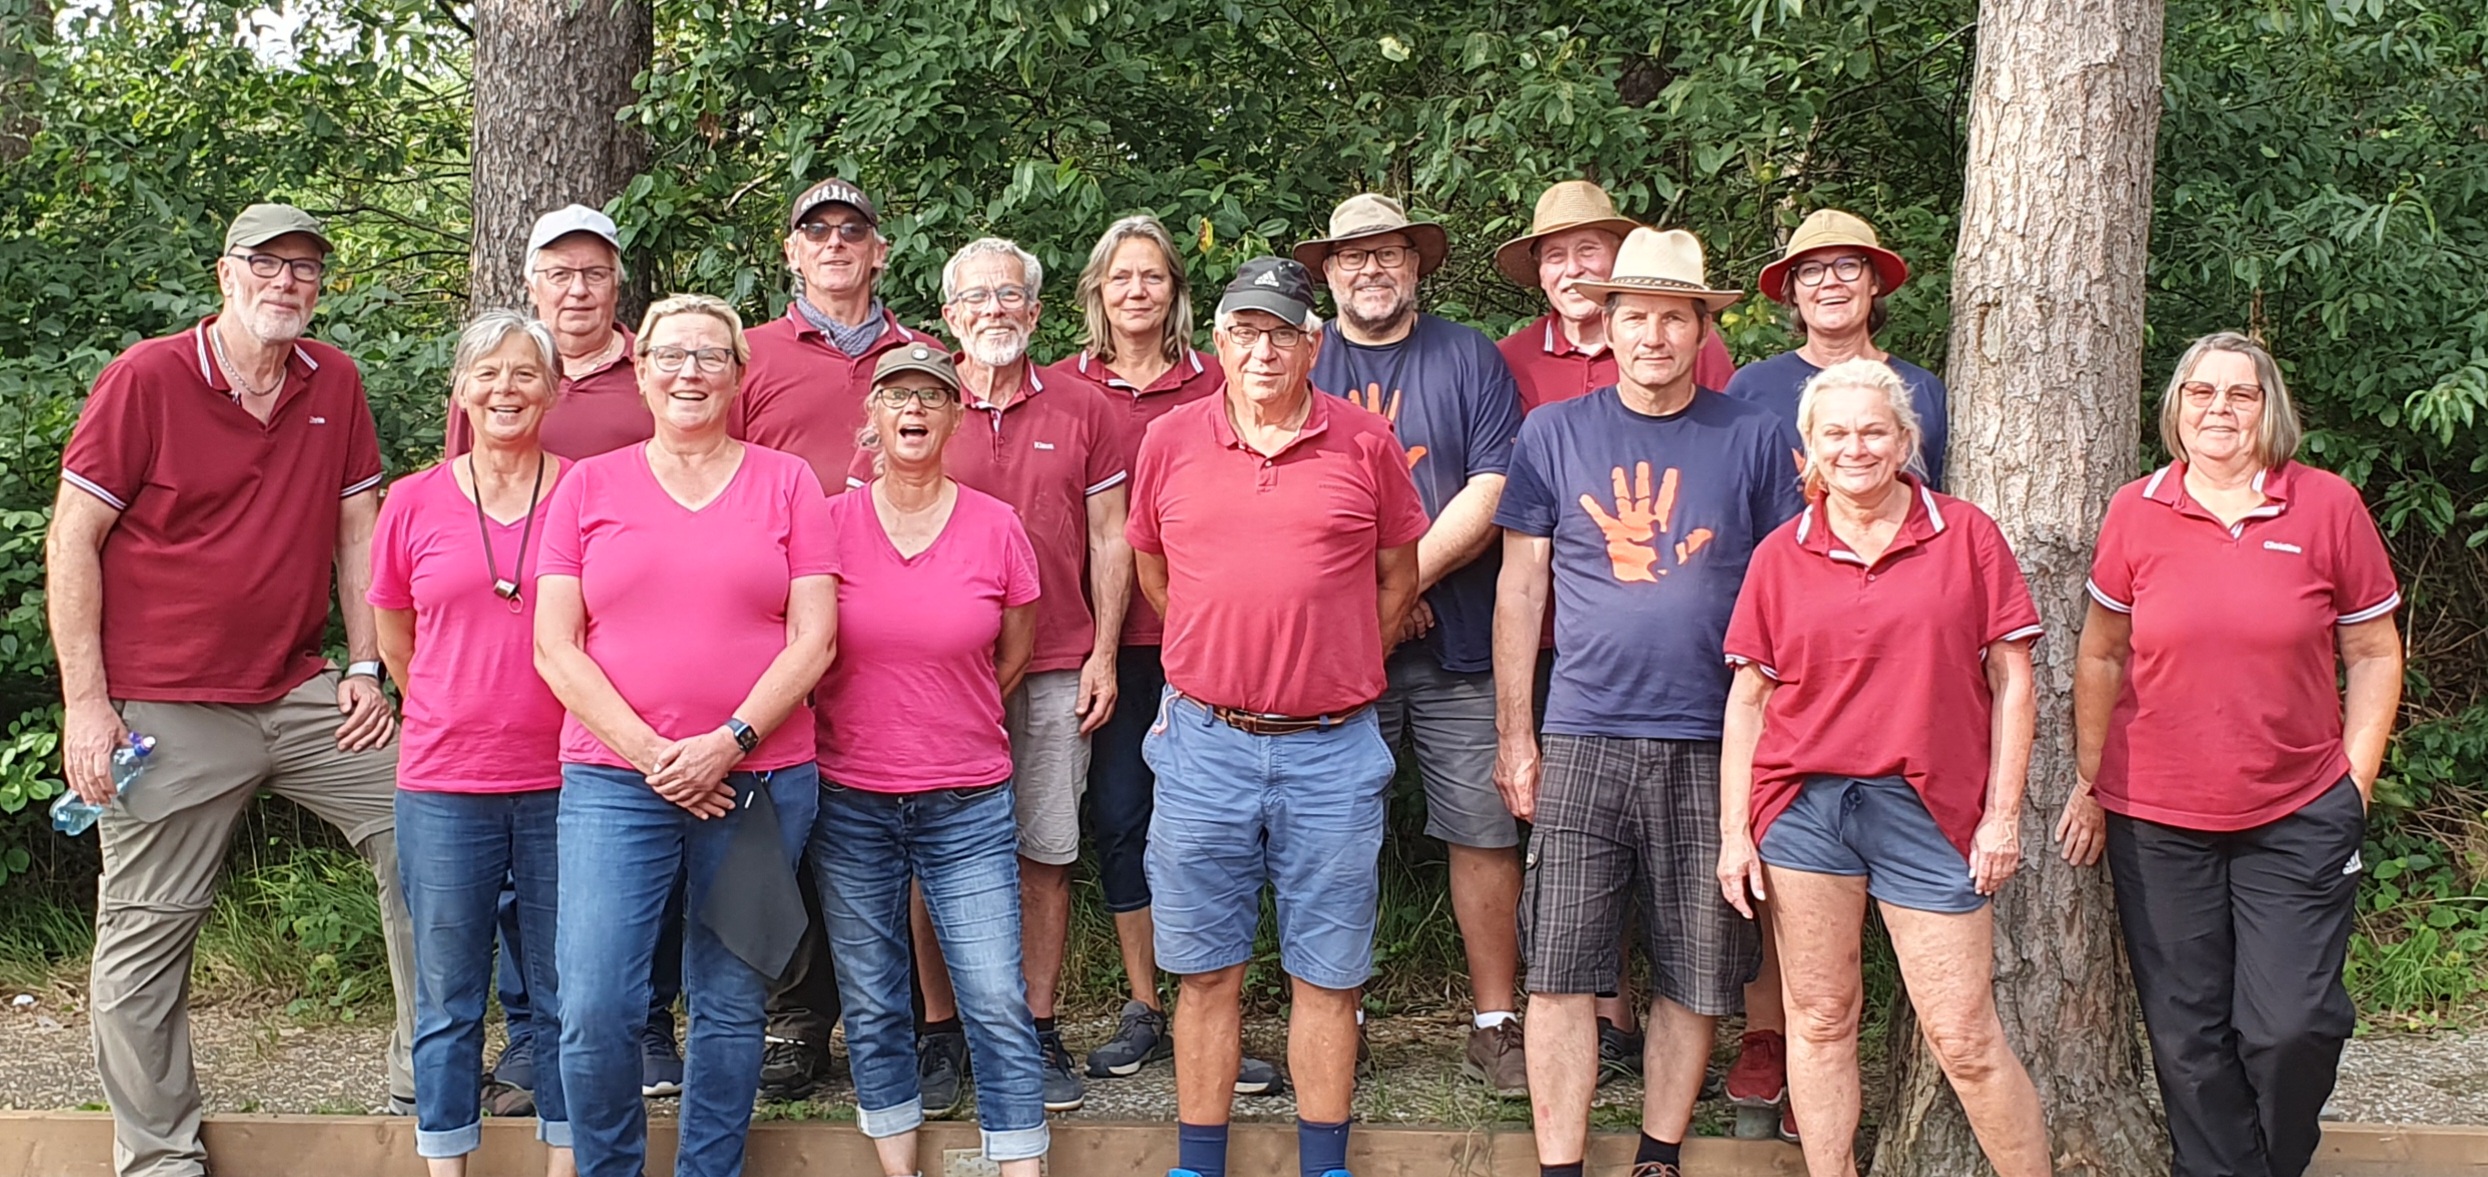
left=487, top=1034, right=536, bottom=1091
left=1038, top=1029, right=1086, bottom=1112
left=1234, top=1053, right=1284, bottom=1096
left=1597, top=1018, right=1643, bottom=1087
left=640, top=1020, right=684, bottom=1097
left=1086, top=1000, right=1173, bottom=1077
left=918, top=1027, right=970, bottom=1119
left=757, top=1035, right=830, bottom=1102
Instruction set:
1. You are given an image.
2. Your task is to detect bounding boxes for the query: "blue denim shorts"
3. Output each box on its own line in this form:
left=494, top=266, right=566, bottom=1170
left=1758, top=774, right=1986, bottom=914
left=1141, top=689, right=1396, bottom=990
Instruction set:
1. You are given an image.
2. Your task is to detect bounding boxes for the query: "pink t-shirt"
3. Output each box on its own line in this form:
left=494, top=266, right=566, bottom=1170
left=536, top=442, right=839, bottom=771
left=369, top=461, right=571, bottom=793
left=814, top=484, right=1041, bottom=793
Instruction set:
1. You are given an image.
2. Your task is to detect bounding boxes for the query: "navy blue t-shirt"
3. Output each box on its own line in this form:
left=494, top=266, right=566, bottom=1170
left=1311, top=313, right=1525, bottom=674
left=1723, top=350, right=1950, bottom=491
left=1496, top=388, right=1805, bottom=740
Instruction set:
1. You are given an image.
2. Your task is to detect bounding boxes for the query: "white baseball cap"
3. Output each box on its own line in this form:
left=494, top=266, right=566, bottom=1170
left=526, top=204, right=622, bottom=255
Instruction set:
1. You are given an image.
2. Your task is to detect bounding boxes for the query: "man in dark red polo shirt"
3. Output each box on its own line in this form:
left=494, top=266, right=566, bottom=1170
left=1127, top=257, right=1428, bottom=1177
left=446, top=204, right=650, bottom=461
left=1494, top=180, right=1735, bottom=413
left=47, top=204, right=417, bottom=1177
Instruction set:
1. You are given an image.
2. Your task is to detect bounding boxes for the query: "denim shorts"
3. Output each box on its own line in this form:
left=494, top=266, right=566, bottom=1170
left=1141, top=689, right=1396, bottom=990
left=1758, top=774, right=1985, bottom=914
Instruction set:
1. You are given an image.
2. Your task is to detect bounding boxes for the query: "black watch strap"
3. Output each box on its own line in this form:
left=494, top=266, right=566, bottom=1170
left=725, top=718, right=760, bottom=754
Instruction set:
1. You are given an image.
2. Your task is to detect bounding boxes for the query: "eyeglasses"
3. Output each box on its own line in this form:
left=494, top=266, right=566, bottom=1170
left=2179, top=381, right=2265, bottom=409
left=1225, top=324, right=1309, bottom=351
left=873, top=385, right=959, bottom=409
left=226, top=251, right=326, bottom=283
left=532, top=266, right=616, bottom=289
left=647, top=346, right=735, bottom=374
left=951, top=284, right=1033, bottom=310
left=1792, top=256, right=1871, bottom=287
left=1329, top=245, right=1413, bottom=272
left=796, top=222, right=875, bottom=245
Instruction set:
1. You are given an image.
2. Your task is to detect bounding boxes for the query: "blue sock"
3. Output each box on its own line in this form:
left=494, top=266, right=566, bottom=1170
left=1298, top=1117, right=1351, bottom=1176
left=1177, top=1120, right=1229, bottom=1177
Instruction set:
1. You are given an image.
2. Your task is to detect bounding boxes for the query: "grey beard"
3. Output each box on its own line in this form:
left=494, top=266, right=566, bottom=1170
left=1341, top=293, right=1416, bottom=338
left=966, top=332, right=1028, bottom=368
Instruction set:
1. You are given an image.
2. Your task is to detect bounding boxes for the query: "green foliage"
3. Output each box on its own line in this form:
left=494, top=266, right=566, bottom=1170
left=2355, top=707, right=2488, bottom=1021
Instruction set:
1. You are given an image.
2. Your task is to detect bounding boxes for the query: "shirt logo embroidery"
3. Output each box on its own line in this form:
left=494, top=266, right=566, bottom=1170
left=2263, top=540, right=2303, bottom=554
left=1033, top=441, right=1056, bottom=450
left=1580, top=461, right=1713, bottom=583
left=1343, top=384, right=1426, bottom=470
left=309, top=416, right=328, bottom=425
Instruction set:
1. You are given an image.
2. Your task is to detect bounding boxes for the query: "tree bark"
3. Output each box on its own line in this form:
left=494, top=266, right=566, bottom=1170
left=0, top=0, right=49, bottom=162
left=468, top=0, right=651, bottom=317
left=1872, top=0, right=2169, bottom=1173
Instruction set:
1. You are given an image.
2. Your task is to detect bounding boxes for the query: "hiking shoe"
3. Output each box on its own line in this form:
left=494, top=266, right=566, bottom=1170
left=1087, top=1000, right=1173, bottom=1077
left=482, top=1079, right=536, bottom=1118
left=640, top=1021, right=685, bottom=1097
left=1629, top=1163, right=1683, bottom=1177
left=1039, top=1028, right=1086, bottom=1112
left=1461, top=1020, right=1528, bottom=1098
left=1597, top=1018, right=1643, bottom=1086
left=1724, top=1029, right=1787, bottom=1106
left=918, top=1026, right=970, bottom=1119
left=757, top=1035, right=831, bottom=1102
left=1781, top=1098, right=1801, bottom=1143
left=1235, top=1053, right=1283, bottom=1096
left=1354, top=1022, right=1374, bottom=1081
left=488, top=1033, right=537, bottom=1091
left=375, top=1093, right=416, bottom=1116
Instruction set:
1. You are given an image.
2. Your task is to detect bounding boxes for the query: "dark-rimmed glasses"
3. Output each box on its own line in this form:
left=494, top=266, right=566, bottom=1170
left=226, top=251, right=326, bottom=283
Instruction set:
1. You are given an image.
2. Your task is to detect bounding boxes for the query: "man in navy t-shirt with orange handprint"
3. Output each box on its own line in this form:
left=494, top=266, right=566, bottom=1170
left=1490, top=227, right=1804, bottom=1177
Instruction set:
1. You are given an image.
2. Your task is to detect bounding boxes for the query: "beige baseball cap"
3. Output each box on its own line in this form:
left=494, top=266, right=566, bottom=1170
left=224, top=203, right=334, bottom=254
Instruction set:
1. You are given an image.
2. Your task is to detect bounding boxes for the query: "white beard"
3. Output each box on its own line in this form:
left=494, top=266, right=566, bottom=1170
left=966, top=329, right=1029, bottom=368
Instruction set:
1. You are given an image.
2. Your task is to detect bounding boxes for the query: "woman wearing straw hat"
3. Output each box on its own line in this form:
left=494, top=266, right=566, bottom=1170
left=1494, top=180, right=1736, bottom=413
left=1724, top=209, right=1950, bottom=489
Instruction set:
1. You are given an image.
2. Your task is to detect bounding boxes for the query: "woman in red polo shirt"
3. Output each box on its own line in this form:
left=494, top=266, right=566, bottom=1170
left=1716, top=359, right=2051, bottom=1177
left=2060, top=332, right=2402, bottom=1177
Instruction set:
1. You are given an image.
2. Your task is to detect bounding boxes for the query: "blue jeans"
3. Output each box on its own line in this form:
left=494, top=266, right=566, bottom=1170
left=811, top=779, right=1048, bottom=1163
left=396, top=787, right=568, bottom=1157
left=556, top=762, right=818, bottom=1177
left=499, top=868, right=683, bottom=1056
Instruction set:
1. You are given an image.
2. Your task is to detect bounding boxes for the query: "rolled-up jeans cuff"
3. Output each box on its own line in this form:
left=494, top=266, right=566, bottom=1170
left=414, top=1121, right=482, bottom=1159
left=857, top=1098, right=924, bottom=1139
left=537, top=1118, right=572, bottom=1149
left=982, top=1122, right=1050, bottom=1163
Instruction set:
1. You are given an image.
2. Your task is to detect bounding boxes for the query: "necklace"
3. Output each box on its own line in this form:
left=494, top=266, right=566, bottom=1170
left=207, top=322, right=281, bottom=400
left=566, top=329, right=625, bottom=379
left=467, top=451, right=547, bottom=612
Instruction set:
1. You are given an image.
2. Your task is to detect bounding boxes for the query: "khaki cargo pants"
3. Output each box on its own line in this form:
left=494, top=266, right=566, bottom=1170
left=92, top=672, right=416, bottom=1177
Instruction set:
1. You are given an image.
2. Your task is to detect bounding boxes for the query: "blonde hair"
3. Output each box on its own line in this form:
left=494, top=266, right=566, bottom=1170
left=1794, top=358, right=1925, bottom=499
left=1075, top=215, right=1194, bottom=366
left=2159, top=331, right=2302, bottom=468
left=635, top=294, right=749, bottom=366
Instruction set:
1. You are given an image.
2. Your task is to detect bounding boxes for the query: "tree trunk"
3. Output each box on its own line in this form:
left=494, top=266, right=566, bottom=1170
left=468, top=0, right=651, bottom=317
left=0, top=0, right=49, bottom=162
left=1872, top=0, right=2168, bottom=1173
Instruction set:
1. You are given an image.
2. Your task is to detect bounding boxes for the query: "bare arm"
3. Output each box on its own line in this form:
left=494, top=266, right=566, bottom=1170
left=2057, top=601, right=2132, bottom=866
left=330, top=489, right=395, bottom=752
left=2338, top=614, right=2403, bottom=804
left=1416, top=473, right=1506, bottom=592
left=1375, top=541, right=1419, bottom=650
left=1971, top=638, right=2037, bottom=894
left=375, top=608, right=416, bottom=700
left=1716, top=665, right=1777, bottom=917
left=1136, top=550, right=1169, bottom=618
left=46, top=483, right=125, bottom=804
left=534, top=573, right=668, bottom=776
left=1491, top=531, right=1551, bottom=819
left=996, top=602, right=1037, bottom=701
left=1077, top=485, right=1133, bottom=734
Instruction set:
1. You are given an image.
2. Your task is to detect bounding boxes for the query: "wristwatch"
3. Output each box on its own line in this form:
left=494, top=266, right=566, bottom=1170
left=724, top=718, right=760, bottom=755
left=344, top=660, right=384, bottom=682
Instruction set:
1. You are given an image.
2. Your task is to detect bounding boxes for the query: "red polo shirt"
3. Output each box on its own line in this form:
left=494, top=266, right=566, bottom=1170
left=1498, top=312, right=1737, bottom=413
left=1126, top=392, right=1431, bottom=716
left=1724, top=479, right=2041, bottom=854
left=736, top=305, right=939, bottom=490
left=60, top=317, right=386, bottom=704
left=444, top=325, right=648, bottom=460
left=1039, top=348, right=1224, bottom=646
left=2085, top=461, right=2400, bottom=831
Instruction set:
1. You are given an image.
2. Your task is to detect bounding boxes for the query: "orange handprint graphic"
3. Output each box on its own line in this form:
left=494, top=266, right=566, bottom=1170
left=1345, top=383, right=1426, bottom=470
left=1579, top=461, right=1714, bottom=582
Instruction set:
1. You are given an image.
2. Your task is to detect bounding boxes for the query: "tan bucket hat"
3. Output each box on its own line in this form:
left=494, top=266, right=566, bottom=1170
left=1756, top=209, right=1909, bottom=304
left=1291, top=193, right=1450, bottom=277
left=1563, top=227, right=1742, bottom=313
left=1492, top=180, right=1643, bottom=287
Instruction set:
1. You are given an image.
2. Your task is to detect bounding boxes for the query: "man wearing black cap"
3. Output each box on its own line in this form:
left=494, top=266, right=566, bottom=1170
left=1124, top=257, right=1428, bottom=1177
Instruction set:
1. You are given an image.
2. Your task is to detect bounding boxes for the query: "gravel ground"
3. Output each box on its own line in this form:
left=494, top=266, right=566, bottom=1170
left=3, top=990, right=2481, bottom=1128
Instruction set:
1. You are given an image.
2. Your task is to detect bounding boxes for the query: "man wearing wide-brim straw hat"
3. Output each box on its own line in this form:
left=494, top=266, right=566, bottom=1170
left=1490, top=225, right=1805, bottom=1177
left=1725, top=207, right=1952, bottom=489
left=1296, top=192, right=1537, bottom=1099
left=1494, top=180, right=1736, bottom=414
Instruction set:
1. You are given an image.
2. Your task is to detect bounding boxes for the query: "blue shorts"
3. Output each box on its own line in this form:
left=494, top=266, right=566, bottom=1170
left=1141, top=689, right=1396, bottom=990
left=1758, top=775, right=1986, bottom=914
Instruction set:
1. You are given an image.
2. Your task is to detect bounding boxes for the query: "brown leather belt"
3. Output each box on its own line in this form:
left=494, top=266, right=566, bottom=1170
left=1195, top=695, right=1370, bottom=737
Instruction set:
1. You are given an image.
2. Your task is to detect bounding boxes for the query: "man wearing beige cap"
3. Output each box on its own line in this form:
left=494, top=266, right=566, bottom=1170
left=1491, top=228, right=1803, bottom=1177
left=1297, top=193, right=1531, bottom=1097
left=48, top=203, right=418, bottom=1176
left=1494, top=179, right=1736, bottom=413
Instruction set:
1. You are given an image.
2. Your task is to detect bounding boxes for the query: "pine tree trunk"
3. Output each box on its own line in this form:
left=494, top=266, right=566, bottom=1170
left=468, top=0, right=651, bottom=317
left=0, top=0, right=48, bottom=162
left=1871, top=0, right=2169, bottom=1172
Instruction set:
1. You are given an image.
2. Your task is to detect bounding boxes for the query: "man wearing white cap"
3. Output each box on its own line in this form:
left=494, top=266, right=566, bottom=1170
left=1491, top=228, right=1804, bottom=1177
left=447, top=204, right=651, bottom=460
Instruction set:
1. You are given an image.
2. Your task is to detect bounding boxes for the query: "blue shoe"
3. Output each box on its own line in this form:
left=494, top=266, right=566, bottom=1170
left=1318, top=1170, right=1354, bottom=1177
left=1168, top=1170, right=1204, bottom=1177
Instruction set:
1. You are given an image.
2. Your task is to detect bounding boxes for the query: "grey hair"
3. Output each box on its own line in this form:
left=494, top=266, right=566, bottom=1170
left=2159, top=331, right=2302, bottom=468
left=1075, top=215, right=1193, bottom=366
left=449, top=310, right=560, bottom=396
left=636, top=294, right=750, bottom=366
left=1214, top=308, right=1323, bottom=333
left=524, top=238, right=626, bottom=284
left=941, top=237, right=1044, bottom=304
left=1794, top=358, right=1927, bottom=496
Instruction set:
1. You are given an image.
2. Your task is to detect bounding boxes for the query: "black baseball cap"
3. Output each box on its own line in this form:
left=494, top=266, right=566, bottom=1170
left=788, top=177, right=878, bottom=230
left=1216, top=256, right=1319, bottom=329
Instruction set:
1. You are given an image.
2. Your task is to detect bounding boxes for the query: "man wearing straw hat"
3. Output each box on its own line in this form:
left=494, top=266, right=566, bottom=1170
left=1296, top=193, right=1532, bottom=1096
left=1493, top=180, right=1737, bottom=413
left=1490, top=228, right=1804, bottom=1177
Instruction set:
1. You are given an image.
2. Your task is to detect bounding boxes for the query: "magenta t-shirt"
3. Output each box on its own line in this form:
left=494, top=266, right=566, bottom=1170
left=369, top=461, right=571, bottom=793
left=536, top=442, right=839, bottom=771
left=815, top=483, right=1040, bottom=793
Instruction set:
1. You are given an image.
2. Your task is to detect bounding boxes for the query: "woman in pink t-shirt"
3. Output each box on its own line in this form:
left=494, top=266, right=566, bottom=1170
left=810, top=345, right=1050, bottom=1175
left=532, top=295, right=839, bottom=1177
left=371, top=310, right=576, bottom=1177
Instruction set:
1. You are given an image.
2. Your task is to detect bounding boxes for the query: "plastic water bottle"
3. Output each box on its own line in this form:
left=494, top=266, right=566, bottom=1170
left=50, top=732, right=154, bottom=836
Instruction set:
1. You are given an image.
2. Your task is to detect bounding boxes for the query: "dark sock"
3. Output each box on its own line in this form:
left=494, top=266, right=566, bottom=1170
left=1298, top=1117, right=1351, bottom=1176
left=920, top=1016, right=960, bottom=1037
left=1178, top=1121, right=1230, bottom=1177
left=1034, top=1015, right=1057, bottom=1034
left=1636, top=1133, right=1681, bottom=1167
left=1540, top=1164, right=1586, bottom=1177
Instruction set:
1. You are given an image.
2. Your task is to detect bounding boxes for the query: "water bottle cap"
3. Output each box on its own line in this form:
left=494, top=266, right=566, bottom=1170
left=127, top=732, right=155, bottom=756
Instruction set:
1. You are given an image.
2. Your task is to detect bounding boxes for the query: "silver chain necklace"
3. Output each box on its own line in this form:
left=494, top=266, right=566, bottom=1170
left=207, top=322, right=281, bottom=400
